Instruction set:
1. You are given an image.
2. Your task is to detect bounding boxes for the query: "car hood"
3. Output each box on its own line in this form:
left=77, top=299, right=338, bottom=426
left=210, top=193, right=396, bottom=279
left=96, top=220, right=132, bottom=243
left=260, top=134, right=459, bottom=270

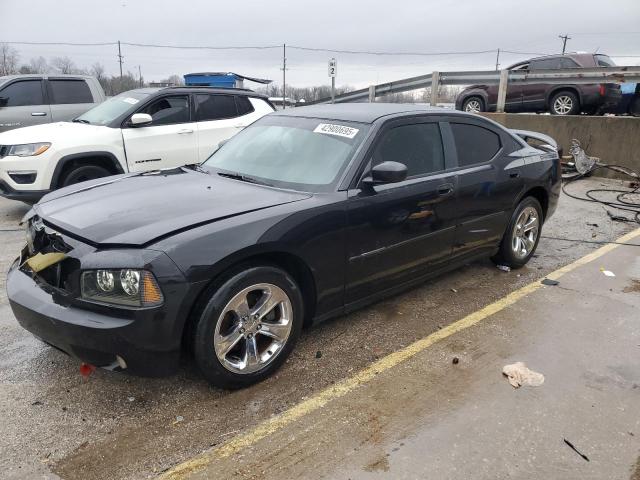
left=0, top=121, right=111, bottom=144
left=34, top=168, right=311, bottom=246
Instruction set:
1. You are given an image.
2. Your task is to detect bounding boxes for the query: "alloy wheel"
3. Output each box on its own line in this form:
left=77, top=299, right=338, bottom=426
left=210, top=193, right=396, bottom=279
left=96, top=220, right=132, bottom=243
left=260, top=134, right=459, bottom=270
left=511, top=206, right=539, bottom=259
left=213, top=283, right=293, bottom=374
left=465, top=99, right=482, bottom=113
left=553, top=95, right=573, bottom=115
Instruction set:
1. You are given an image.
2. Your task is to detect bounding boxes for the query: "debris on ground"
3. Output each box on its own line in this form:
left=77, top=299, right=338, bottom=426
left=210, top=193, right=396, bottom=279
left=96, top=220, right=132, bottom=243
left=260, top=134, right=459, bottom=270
left=79, top=363, right=95, bottom=379
left=452, top=357, right=459, bottom=365
left=127, top=397, right=135, bottom=402
left=541, top=278, right=560, bottom=286
left=586, top=222, right=599, bottom=227
left=172, top=416, right=184, bottom=425
left=31, top=400, right=43, bottom=406
left=451, top=288, right=458, bottom=293
left=315, top=351, right=322, bottom=359
left=502, top=362, right=545, bottom=388
left=496, top=265, right=511, bottom=272
left=600, top=268, right=616, bottom=277
left=563, top=438, right=590, bottom=461
left=606, top=210, right=633, bottom=223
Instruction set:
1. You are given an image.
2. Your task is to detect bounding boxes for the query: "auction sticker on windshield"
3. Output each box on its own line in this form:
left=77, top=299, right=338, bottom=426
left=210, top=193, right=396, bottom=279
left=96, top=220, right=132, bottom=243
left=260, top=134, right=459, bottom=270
left=313, top=123, right=359, bottom=139
left=122, top=97, right=140, bottom=105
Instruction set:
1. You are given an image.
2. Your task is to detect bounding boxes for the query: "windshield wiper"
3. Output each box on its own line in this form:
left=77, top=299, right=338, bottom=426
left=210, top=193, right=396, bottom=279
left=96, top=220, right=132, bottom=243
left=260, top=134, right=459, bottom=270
left=187, top=164, right=210, bottom=174
left=217, top=171, right=272, bottom=187
left=72, top=118, right=90, bottom=124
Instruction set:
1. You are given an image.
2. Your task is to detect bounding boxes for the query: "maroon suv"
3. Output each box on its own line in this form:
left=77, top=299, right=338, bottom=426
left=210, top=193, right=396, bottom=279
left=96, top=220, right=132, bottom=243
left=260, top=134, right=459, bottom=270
left=455, top=53, right=621, bottom=115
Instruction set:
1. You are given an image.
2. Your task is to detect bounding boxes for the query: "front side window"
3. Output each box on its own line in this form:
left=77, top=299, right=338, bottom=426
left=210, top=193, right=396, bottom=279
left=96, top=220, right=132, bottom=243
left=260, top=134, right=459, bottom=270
left=372, top=123, right=445, bottom=177
left=195, top=94, right=238, bottom=121
left=49, top=80, right=92, bottom=104
left=0, top=80, right=44, bottom=106
left=558, top=58, right=580, bottom=69
left=140, top=95, right=190, bottom=126
left=203, top=116, right=369, bottom=192
left=451, top=123, right=501, bottom=167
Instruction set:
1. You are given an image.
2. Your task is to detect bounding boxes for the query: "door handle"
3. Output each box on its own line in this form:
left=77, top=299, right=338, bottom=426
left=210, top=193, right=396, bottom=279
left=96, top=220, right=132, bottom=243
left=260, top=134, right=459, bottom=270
left=509, top=172, right=520, bottom=178
left=31, top=112, right=47, bottom=116
left=437, top=184, right=454, bottom=196
left=178, top=129, right=194, bottom=134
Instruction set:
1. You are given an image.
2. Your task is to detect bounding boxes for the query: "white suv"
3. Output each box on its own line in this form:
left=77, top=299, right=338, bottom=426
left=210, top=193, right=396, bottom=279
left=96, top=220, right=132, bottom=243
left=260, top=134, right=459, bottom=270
left=0, top=87, right=274, bottom=202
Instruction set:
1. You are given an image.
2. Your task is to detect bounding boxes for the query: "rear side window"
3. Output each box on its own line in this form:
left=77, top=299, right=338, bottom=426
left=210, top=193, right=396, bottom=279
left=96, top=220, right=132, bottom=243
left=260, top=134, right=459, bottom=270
left=140, top=95, right=190, bottom=125
left=235, top=96, right=255, bottom=115
left=195, top=94, right=238, bottom=121
left=530, top=58, right=561, bottom=70
left=558, top=58, right=580, bottom=68
left=451, top=123, right=501, bottom=167
left=0, top=80, right=44, bottom=106
left=49, top=79, right=93, bottom=104
left=372, top=123, right=445, bottom=177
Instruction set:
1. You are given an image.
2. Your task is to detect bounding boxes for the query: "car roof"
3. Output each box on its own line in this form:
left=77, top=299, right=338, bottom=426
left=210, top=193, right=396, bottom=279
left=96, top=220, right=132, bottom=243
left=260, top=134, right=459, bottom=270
left=0, top=73, right=97, bottom=82
left=271, top=103, right=466, bottom=124
left=158, top=86, right=269, bottom=98
left=508, top=52, right=603, bottom=69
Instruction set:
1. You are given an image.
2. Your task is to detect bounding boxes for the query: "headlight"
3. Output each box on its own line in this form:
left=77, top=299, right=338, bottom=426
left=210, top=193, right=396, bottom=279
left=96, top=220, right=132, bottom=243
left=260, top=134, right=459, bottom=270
left=7, top=142, right=51, bottom=157
left=81, top=269, right=163, bottom=307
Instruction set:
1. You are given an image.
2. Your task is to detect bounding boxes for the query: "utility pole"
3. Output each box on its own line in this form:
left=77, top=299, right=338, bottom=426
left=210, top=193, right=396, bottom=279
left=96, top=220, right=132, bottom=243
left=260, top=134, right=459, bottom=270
left=117, top=40, right=124, bottom=78
left=138, top=65, right=142, bottom=87
left=281, top=43, right=287, bottom=110
left=495, top=48, right=500, bottom=71
left=559, top=34, right=571, bottom=54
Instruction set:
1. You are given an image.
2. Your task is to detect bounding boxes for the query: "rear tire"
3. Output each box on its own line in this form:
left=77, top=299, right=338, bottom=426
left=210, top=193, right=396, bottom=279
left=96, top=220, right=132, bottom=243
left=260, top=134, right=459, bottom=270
left=550, top=91, right=580, bottom=115
left=462, top=96, right=485, bottom=113
left=193, top=266, right=304, bottom=389
left=491, top=197, right=543, bottom=269
left=60, top=165, right=111, bottom=187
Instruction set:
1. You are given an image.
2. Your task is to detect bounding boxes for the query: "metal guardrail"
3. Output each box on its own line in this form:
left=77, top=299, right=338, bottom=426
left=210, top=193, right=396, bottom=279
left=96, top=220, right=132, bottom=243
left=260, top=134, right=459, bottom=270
left=309, top=66, right=640, bottom=111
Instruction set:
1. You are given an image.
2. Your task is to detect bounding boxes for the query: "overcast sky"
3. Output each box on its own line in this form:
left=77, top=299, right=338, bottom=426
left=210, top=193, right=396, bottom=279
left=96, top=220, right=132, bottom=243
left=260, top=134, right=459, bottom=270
left=2, top=0, right=640, bottom=88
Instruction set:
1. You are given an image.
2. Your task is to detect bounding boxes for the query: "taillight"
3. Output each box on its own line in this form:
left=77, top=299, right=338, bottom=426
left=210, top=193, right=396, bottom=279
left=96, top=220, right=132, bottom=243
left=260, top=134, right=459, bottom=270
left=599, top=84, right=606, bottom=96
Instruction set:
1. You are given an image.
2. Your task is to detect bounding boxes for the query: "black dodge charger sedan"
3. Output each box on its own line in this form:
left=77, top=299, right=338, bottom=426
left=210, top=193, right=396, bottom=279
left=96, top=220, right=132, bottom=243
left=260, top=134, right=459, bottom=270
left=7, top=104, right=560, bottom=388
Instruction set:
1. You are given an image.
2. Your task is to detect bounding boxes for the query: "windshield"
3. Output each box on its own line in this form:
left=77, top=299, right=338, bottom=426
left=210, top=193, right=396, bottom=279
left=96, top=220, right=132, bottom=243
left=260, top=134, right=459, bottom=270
left=203, top=115, right=370, bottom=192
left=76, top=91, right=152, bottom=126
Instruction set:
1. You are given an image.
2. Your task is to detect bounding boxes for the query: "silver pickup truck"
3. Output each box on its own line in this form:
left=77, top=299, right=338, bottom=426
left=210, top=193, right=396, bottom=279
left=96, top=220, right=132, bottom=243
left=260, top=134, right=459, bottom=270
left=0, top=74, right=105, bottom=133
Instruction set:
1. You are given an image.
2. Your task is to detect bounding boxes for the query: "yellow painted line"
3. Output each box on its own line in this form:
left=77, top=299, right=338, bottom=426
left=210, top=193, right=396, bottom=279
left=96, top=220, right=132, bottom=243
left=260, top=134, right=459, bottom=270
left=160, top=227, right=640, bottom=480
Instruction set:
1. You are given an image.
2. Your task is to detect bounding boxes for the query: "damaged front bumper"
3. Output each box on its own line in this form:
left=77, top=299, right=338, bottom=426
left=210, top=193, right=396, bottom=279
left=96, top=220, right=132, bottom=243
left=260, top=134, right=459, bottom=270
left=6, top=226, right=195, bottom=377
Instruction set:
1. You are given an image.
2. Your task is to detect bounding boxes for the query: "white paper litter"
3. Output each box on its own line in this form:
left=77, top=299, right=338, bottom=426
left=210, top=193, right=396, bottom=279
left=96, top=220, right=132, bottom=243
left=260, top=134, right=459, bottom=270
left=502, top=362, right=545, bottom=388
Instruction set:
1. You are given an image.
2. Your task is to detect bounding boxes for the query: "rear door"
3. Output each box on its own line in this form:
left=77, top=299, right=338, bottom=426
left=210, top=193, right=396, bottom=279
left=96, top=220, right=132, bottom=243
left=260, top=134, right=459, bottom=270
left=47, top=78, right=95, bottom=121
left=122, top=94, right=198, bottom=171
left=0, top=79, right=50, bottom=132
left=346, top=118, right=458, bottom=304
left=447, top=118, right=525, bottom=259
left=194, top=94, right=248, bottom=161
left=523, top=57, right=563, bottom=110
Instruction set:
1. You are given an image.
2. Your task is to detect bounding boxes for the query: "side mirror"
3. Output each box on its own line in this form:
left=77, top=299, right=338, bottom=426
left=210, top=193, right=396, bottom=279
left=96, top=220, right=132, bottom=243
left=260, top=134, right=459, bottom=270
left=129, top=113, right=152, bottom=126
left=0, top=97, right=8, bottom=107
left=362, top=161, right=408, bottom=187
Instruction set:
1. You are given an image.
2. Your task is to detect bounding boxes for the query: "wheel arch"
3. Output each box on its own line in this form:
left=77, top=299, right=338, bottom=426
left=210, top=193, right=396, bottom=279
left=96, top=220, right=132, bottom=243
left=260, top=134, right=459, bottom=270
left=517, top=186, right=549, bottom=221
left=181, top=248, right=319, bottom=351
left=50, top=151, right=125, bottom=189
left=458, top=90, right=488, bottom=110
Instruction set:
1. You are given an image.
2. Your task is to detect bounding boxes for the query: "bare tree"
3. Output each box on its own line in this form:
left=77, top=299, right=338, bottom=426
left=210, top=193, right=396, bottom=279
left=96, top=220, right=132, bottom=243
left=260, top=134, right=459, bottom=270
left=161, top=74, right=184, bottom=86
left=51, top=56, right=76, bottom=74
left=0, top=43, right=20, bottom=76
left=29, top=56, right=49, bottom=74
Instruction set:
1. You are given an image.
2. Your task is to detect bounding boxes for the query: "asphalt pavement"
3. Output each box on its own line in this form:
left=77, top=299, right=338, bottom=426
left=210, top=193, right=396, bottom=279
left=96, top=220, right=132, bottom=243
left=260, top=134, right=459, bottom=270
left=0, top=177, right=637, bottom=480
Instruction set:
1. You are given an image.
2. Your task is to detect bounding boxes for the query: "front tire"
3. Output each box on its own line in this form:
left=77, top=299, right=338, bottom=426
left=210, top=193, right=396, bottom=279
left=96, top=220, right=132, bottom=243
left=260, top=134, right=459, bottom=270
left=550, top=91, right=580, bottom=115
left=462, top=96, right=485, bottom=113
left=492, top=197, right=543, bottom=269
left=60, top=165, right=111, bottom=187
left=193, top=266, right=304, bottom=389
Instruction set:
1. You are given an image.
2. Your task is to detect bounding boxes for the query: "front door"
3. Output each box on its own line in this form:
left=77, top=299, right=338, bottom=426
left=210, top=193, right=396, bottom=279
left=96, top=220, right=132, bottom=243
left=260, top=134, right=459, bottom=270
left=0, top=79, right=51, bottom=132
left=122, top=94, right=198, bottom=171
left=194, top=93, right=244, bottom=162
left=346, top=119, right=458, bottom=304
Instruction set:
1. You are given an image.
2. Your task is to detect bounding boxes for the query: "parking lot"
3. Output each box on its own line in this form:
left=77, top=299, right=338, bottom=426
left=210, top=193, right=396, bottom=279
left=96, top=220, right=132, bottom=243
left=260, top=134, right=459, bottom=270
left=1, top=176, right=638, bottom=479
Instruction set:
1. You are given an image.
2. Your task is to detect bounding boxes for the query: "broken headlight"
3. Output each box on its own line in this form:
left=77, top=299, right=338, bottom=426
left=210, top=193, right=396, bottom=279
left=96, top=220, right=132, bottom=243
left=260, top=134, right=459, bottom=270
left=81, top=269, right=164, bottom=307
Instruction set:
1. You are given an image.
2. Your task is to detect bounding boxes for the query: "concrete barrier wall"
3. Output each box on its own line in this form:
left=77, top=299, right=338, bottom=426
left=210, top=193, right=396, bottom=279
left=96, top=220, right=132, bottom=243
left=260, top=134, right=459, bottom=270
left=480, top=113, right=640, bottom=179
